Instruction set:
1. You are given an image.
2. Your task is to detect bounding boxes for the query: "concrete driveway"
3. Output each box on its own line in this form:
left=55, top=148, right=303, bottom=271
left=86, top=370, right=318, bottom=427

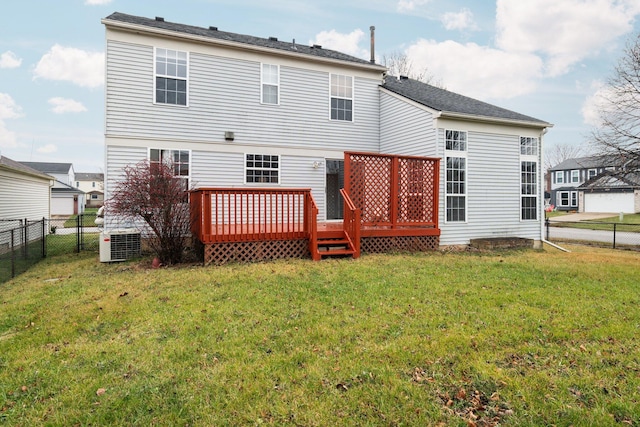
left=549, top=212, right=617, bottom=222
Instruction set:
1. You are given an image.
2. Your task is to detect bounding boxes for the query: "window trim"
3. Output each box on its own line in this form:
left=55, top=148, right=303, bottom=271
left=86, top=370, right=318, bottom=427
left=555, top=171, right=564, bottom=184
left=329, top=73, right=354, bottom=122
left=260, top=63, right=280, bottom=105
left=244, top=153, right=280, bottom=185
left=154, top=47, right=189, bottom=107
left=520, top=136, right=539, bottom=221
left=588, top=168, right=597, bottom=179
left=148, top=148, right=191, bottom=190
left=570, top=169, right=579, bottom=183
left=444, top=129, right=468, bottom=223
left=558, top=191, right=578, bottom=207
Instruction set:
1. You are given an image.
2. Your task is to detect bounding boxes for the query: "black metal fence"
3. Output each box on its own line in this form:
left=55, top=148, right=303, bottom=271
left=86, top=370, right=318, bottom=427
left=0, top=213, right=100, bottom=283
left=546, top=219, right=640, bottom=250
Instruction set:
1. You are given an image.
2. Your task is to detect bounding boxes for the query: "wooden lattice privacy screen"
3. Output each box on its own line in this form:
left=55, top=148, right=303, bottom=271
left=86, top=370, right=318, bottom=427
left=345, top=152, right=440, bottom=228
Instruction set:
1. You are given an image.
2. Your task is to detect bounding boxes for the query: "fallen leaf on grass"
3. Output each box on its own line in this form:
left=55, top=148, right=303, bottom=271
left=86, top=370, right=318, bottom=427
left=96, top=388, right=106, bottom=396
left=119, top=292, right=128, bottom=297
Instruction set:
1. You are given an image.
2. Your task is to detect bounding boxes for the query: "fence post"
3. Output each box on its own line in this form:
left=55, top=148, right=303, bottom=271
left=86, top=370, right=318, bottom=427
left=76, top=214, right=81, bottom=253
left=42, top=218, right=46, bottom=258
left=22, top=218, right=27, bottom=258
left=545, top=218, right=549, bottom=240
left=613, top=223, right=617, bottom=249
left=10, top=229, right=15, bottom=280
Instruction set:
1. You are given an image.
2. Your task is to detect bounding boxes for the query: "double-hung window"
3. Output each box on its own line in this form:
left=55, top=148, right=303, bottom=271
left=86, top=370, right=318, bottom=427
left=558, top=191, right=578, bottom=207
left=445, top=130, right=467, bottom=222
left=155, top=48, right=188, bottom=106
left=588, top=168, right=597, bottom=180
left=520, top=137, right=539, bottom=221
left=149, top=148, right=190, bottom=194
left=555, top=171, right=564, bottom=184
left=571, top=170, right=579, bottom=183
left=246, top=154, right=279, bottom=184
left=330, top=74, right=353, bottom=121
left=261, top=64, right=279, bottom=105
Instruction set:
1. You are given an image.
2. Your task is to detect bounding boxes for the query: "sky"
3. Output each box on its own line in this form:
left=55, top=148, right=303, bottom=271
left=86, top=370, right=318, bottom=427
left=1, top=0, right=639, bottom=172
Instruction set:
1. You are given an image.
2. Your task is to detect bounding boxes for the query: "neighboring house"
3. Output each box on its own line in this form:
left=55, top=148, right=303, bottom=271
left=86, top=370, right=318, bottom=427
left=75, top=172, right=105, bottom=208
left=19, top=161, right=85, bottom=216
left=102, top=12, right=552, bottom=259
left=0, top=155, right=53, bottom=221
left=578, top=171, right=640, bottom=214
left=548, top=155, right=621, bottom=211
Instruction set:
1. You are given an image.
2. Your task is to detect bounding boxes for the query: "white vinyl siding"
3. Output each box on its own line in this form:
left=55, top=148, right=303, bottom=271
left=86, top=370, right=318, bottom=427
left=106, top=41, right=380, bottom=152
left=0, top=170, right=50, bottom=220
left=379, top=91, right=437, bottom=156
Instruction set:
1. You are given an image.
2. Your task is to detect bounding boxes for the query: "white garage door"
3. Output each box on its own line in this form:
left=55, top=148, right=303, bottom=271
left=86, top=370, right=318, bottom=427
left=51, top=196, right=74, bottom=215
left=584, top=192, right=635, bottom=213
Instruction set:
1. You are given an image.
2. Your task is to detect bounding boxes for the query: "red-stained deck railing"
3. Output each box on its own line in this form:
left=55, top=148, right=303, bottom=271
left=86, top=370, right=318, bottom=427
left=190, top=188, right=317, bottom=244
left=341, top=188, right=360, bottom=258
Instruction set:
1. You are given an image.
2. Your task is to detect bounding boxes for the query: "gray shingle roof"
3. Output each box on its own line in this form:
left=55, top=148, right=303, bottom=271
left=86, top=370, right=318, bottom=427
left=578, top=170, right=640, bottom=190
left=104, top=12, right=384, bottom=69
left=19, top=162, right=73, bottom=174
left=75, top=172, right=104, bottom=181
left=382, top=76, right=550, bottom=126
left=549, top=155, right=622, bottom=171
left=0, top=156, right=52, bottom=180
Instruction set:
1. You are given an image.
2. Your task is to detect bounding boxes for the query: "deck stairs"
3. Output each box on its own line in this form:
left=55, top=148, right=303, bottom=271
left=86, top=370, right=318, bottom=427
left=313, top=228, right=357, bottom=259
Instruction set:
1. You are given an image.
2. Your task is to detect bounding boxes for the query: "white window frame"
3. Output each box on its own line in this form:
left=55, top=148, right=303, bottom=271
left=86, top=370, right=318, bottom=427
left=154, top=48, right=189, bottom=106
left=261, top=63, right=279, bottom=105
left=588, top=168, right=597, bottom=179
left=571, top=169, right=579, bottom=183
left=520, top=136, right=539, bottom=221
left=330, top=73, right=353, bottom=122
left=555, top=171, right=564, bottom=184
left=245, top=154, right=280, bottom=184
left=148, top=148, right=191, bottom=190
left=444, top=130, right=467, bottom=223
left=558, top=191, right=578, bottom=207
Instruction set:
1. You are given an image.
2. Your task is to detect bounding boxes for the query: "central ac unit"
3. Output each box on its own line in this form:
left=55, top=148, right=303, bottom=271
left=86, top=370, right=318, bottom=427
left=100, top=229, right=141, bottom=262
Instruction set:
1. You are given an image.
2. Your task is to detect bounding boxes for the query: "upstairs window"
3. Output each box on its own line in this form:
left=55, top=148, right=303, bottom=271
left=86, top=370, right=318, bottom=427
left=588, top=168, right=597, bottom=179
left=246, top=154, right=279, bottom=184
left=155, top=48, right=188, bottom=106
left=571, top=170, right=579, bottom=183
left=330, top=74, right=353, bottom=121
left=555, top=171, right=564, bottom=184
left=261, top=64, right=279, bottom=105
left=520, top=136, right=538, bottom=156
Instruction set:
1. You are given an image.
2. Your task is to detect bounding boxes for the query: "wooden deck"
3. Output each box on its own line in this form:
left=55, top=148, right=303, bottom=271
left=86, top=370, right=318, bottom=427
left=189, top=152, right=441, bottom=264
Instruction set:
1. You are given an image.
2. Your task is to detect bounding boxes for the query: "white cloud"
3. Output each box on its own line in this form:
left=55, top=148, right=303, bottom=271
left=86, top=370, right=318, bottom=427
left=0, top=51, right=22, bottom=69
left=496, top=0, right=640, bottom=76
left=48, top=97, right=87, bottom=114
left=405, top=39, right=543, bottom=99
left=0, top=94, right=22, bottom=149
left=440, top=8, right=478, bottom=31
left=311, top=29, right=368, bottom=59
left=33, top=45, right=104, bottom=88
left=0, top=121, right=18, bottom=149
left=397, top=0, right=432, bottom=13
left=37, top=144, right=58, bottom=154
left=84, top=0, right=113, bottom=4
left=0, top=93, right=23, bottom=119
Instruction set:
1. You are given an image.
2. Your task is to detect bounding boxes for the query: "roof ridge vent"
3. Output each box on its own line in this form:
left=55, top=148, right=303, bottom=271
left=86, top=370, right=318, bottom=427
left=269, top=36, right=278, bottom=41
left=399, top=75, right=409, bottom=80
left=312, top=44, right=322, bottom=49
left=209, top=26, right=218, bottom=31
left=155, top=16, right=164, bottom=22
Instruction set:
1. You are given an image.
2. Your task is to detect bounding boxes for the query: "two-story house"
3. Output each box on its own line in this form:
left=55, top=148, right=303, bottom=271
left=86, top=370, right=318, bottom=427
left=75, top=172, right=105, bottom=208
left=102, top=12, right=551, bottom=262
left=548, top=155, right=620, bottom=211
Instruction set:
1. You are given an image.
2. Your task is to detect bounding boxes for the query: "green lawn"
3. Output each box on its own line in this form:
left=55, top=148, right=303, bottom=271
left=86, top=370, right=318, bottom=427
left=1, top=246, right=639, bottom=425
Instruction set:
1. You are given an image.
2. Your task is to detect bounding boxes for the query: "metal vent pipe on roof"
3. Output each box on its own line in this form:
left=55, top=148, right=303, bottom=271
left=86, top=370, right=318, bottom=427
left=370, top=26, right=375, bottom=63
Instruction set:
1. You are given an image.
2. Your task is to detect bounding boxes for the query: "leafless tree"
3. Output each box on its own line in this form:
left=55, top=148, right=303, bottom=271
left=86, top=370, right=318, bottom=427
left=108, top=160, right=191, bottom=265
left=382, top=50, right=444, bottom=87
left=544, top=143, right=584, bottom=171
left=590, top=34, right=640, bottom=166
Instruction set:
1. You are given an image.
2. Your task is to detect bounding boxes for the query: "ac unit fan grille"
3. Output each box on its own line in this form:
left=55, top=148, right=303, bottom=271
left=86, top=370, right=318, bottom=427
left=110, top=233, right=141, bottom=260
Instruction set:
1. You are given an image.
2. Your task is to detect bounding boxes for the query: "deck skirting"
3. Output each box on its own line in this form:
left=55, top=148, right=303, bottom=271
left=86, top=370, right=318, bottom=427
left=200, top=235, right=440, bottom=265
